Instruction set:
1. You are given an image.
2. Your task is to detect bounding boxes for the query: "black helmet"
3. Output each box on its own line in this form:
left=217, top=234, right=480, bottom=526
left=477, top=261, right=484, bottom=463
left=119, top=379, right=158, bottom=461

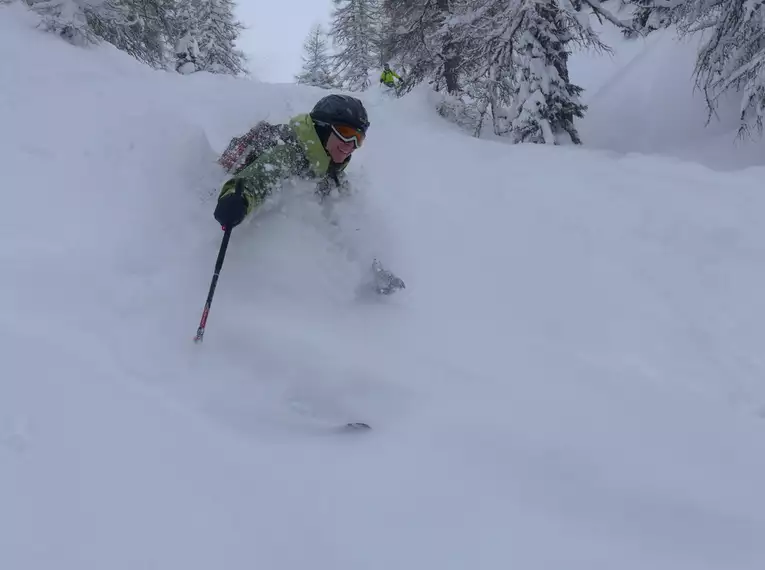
left=310, top=94, right=370, bottom=134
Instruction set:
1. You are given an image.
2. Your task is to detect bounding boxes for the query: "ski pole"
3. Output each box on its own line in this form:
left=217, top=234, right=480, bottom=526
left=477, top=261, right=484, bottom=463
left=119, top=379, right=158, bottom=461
left=194, top=226, right=233, bottom=343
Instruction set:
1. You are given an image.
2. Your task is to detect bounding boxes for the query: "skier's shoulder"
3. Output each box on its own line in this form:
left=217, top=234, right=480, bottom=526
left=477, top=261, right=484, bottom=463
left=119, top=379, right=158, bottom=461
left=218, top=119, right=290, bottom=174
left=287, top=113, right=329, bottom=176
left=288, top=113, right=319, bottom=142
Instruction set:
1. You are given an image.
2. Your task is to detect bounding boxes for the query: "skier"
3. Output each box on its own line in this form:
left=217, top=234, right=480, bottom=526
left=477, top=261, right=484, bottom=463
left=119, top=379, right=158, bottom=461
left=213, top=93, right=405, bottom=295
left=379, top=63, right=403, bottom=90
left=213, top=94, right=369, bottom=229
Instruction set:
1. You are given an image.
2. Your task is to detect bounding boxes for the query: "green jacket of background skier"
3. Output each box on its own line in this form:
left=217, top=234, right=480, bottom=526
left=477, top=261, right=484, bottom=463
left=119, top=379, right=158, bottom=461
left=379, top=64, right=402, bottom=88
left=213, top=94, right=370, bottom=230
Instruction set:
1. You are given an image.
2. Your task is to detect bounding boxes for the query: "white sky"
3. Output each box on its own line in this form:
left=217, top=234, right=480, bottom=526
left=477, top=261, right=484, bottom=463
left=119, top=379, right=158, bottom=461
left=235, top=0, right=334, bottom=83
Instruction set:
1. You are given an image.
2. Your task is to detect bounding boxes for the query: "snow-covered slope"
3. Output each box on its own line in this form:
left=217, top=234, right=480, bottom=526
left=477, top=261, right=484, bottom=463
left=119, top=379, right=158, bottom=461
left=570, top=23, right=765, bottom=171
left=2, top=3, right=765, bottom=569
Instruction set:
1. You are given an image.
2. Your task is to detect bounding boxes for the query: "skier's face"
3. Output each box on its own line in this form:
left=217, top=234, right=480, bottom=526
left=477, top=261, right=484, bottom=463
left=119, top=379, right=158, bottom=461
left=326, top=132, right=356, bottom=163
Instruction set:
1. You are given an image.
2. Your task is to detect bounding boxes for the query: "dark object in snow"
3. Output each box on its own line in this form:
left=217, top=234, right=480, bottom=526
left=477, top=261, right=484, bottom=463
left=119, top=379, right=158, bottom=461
left=344, top=422, right=371, bottom=430
left=372, top=258, right=406, bottom=295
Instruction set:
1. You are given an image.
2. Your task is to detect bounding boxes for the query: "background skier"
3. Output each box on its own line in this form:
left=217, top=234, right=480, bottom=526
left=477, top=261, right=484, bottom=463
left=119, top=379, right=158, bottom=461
left=379, top=63, right=403, bottom=91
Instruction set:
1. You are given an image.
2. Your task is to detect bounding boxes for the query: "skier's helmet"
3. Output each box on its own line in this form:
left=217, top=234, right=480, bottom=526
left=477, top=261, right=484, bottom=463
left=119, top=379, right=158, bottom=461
left=310, top=94, right=370, bottom=134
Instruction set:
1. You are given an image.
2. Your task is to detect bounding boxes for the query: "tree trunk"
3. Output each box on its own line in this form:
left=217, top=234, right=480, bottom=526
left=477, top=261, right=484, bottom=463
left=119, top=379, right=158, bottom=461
left=437, top=0, right=460, bottom=94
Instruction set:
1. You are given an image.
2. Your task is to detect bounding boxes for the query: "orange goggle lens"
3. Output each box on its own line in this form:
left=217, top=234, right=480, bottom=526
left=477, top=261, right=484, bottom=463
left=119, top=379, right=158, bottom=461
left=331, top=124, right=365, bottom=148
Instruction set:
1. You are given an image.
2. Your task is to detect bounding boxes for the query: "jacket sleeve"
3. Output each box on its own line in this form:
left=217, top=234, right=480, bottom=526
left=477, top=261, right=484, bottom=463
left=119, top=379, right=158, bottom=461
left=217, top=142, right=303, bottom=216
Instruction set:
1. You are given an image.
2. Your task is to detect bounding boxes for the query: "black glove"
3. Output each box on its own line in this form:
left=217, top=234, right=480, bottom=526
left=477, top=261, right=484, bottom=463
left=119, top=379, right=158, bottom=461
left=214, top=192, right=248, bottom=229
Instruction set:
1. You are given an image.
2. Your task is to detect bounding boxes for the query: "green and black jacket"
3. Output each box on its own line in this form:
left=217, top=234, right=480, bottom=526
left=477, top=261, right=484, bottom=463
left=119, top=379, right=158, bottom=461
left=218, top=113, right=350, bottom=216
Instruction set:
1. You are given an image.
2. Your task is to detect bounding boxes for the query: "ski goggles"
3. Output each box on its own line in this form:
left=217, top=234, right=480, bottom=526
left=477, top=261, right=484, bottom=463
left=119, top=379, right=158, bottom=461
left=330, top=124, right=366, bottom=148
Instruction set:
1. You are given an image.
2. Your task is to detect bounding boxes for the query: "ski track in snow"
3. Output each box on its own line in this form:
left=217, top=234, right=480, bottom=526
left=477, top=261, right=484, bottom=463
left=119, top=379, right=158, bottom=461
left=2, top=4, right=765, bottom=569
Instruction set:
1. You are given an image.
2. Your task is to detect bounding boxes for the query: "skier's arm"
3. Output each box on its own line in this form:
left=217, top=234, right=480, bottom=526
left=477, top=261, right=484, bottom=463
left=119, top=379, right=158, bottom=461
left=217, top=142, right=302, bottom=216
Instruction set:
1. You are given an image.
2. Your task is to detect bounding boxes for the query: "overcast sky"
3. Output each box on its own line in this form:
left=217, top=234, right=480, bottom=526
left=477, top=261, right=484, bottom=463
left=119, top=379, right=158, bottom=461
left=235, top=0, right=334, bottom=83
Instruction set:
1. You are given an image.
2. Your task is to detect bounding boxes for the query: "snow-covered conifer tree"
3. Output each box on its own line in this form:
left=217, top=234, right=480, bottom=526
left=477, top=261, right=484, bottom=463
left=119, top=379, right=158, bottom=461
left=91, top=0, right=174, bottom=68
left=174, top=30, right=200, bottom=74
left=30, top=0, right=179, bottom=67
left=382, top=0, right=462, bottom=94
left=505, top=0, right=588, bottom=143
left=188, top=0, right=247, bottom=75
left=329, top=0, right=380, bottom=90
left=683, top=0, right=765, bottom=136
left=624, top=0, right=687, bottom=37
left=28, top=0, right=97, bottom=45
left=25, top=0, right=248, bottom=75
left=621, top=1, right=765, bottom=137
left=449, top=0, right=625, bottom=142
left=170, top=0, right=200, bottom=73
left=295, top=24, right=335, bottom=88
